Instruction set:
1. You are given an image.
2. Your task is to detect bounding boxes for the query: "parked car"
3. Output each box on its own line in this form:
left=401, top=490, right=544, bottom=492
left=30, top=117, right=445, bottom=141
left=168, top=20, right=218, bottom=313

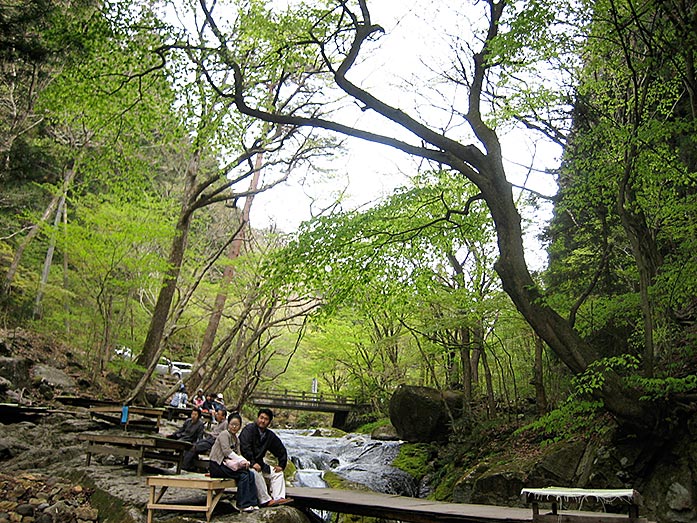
left=170, top=360, right=192, bottom=379
left=155, top=357, right=172, bottom=376
left=154, top=357, right=192, bottom=379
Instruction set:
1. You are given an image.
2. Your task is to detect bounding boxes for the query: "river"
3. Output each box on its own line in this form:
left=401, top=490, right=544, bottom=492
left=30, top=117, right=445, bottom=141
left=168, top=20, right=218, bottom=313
left=278, top=429, right=418, bottom=496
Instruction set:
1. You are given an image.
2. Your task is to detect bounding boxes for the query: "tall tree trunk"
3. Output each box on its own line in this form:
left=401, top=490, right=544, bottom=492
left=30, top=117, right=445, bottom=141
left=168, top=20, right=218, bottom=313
left=533, top=335, right=548, bottom=416
left=480, top=347, right=496, bottom=419
left=130, top=150, right=201, bottom=403
left=189, top=152, right=263, bottom=392
left=62, top=202, right=70, bottom=335
left=4, top=160, right=76, bottom=295
left=459, top=326, right=472, bottom=406
left=33, top=193, right=65, bottom=318
left=617, top=149, right=661, bottom=377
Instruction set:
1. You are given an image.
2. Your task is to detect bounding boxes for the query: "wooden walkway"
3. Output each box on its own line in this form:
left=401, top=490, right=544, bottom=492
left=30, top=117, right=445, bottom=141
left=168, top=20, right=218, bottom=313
left=285, top=487, right=646, bottom=523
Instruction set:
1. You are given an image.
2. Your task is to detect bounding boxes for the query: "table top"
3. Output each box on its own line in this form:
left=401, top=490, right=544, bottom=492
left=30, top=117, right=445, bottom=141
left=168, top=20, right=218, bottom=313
left=146, top=474, right=238, bottom=489
left=78, top=433, right=191, bottom=450
left=521, top=487, right=641, bottom=503
left=90, top=405, right=165, bottom=416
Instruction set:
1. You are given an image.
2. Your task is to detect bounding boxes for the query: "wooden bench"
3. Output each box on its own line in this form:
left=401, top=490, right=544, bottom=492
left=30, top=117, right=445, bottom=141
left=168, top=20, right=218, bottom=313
left=146, top=474, right=237, bottom=523
left=78, top=433, right=191, bottom=476
left=89, top=405, right=165, bottom=432
left=521, top=487, right=647, bottom=522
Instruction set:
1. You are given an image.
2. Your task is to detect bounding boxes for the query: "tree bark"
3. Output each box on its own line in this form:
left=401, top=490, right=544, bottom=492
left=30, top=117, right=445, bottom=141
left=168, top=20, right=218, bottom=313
left=533, top=335, right=548, bottom=416
left=4, top=160, right=76, bottom=295
left=189, top=151, right=263, bottom=393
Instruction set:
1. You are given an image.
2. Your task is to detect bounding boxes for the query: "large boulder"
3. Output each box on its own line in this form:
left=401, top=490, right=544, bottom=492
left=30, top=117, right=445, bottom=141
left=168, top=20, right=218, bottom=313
left=389, top=385, right=466, bottom=442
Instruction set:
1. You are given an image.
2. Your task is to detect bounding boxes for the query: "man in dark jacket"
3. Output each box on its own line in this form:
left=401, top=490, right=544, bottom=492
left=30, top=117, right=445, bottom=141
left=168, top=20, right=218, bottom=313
left=181, top=407, right=227, bottom=471
left=167, top=407, right=205, bottom=443
left=238, top=408, right=292, bottom=506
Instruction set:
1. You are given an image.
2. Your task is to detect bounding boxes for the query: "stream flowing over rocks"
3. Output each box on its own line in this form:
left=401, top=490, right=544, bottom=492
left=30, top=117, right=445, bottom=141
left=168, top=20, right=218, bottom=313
left=281, top=429, right=416, bottom=496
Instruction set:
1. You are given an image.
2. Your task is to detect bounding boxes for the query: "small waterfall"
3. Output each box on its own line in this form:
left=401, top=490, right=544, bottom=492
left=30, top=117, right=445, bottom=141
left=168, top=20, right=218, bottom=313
left=279, top=429, right=418, bottom=496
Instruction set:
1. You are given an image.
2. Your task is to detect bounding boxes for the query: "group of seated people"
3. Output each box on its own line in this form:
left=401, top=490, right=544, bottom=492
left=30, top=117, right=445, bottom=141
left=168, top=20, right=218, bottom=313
left=169, top=386, right=225, bottom=414
left=167, top=405, right=293, bottom=512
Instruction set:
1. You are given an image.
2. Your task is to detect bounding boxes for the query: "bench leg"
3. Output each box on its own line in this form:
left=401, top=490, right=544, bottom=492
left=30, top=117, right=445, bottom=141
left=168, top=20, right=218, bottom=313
left=137, top=447, right=145, bottom=477
left=155, top=486, right=169, bottom=504
left=147, top=485, right=155, bottom=523
left=207, top=488, right=228, bottom=522
left=629, top=503, right=639, bottom=519
left=176, top=452, right=184, bottom=474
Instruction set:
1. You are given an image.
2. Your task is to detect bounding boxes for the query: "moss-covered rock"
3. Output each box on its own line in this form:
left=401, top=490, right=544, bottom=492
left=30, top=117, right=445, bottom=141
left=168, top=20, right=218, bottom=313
left=392, top=443, right=432, bottom=480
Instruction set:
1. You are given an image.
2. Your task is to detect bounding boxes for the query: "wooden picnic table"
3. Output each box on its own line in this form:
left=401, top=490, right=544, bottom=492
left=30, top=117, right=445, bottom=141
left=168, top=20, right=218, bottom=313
left=89, top=405, right=166, bottom=432
left=521, top=487, right=647, bottom=522
left=146, top=474, right=238, bottom=523
left=78, top=433, right=192, bottom=476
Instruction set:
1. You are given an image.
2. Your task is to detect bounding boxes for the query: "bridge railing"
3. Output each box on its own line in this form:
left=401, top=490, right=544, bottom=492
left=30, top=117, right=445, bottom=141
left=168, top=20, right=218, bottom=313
left=250, top=389, right=364, bottom=406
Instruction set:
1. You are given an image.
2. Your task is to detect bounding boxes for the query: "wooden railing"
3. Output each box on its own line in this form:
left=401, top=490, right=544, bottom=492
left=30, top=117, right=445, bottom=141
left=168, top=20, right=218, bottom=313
left=249, top=390, right=369, bottom=412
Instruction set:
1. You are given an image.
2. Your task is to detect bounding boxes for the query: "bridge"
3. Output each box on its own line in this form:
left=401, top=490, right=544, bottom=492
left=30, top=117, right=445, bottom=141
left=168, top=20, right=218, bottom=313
left=248, top=390, right=370, bottom=429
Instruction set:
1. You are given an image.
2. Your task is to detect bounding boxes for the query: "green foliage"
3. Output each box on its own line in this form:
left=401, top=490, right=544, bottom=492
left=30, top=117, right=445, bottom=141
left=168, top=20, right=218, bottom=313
left=516, top=399, right=607, bottom=445
left=630, top=375, right=697, bottom=401
left=516, top=356, right=641, bottom=444
left=572, top=354, right=640, bottom=395
left=354, top=418, right=391, bottom=435
left=431, top=461, right=458, bottom=501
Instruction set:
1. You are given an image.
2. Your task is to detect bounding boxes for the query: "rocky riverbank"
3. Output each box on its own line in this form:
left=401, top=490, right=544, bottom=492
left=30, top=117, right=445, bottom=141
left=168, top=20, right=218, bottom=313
left=0, top=413, right=309, bottom=523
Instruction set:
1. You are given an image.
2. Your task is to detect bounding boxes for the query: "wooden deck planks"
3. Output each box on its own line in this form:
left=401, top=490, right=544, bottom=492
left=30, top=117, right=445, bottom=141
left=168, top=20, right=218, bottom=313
left=286, top=488, right=649, bottom=523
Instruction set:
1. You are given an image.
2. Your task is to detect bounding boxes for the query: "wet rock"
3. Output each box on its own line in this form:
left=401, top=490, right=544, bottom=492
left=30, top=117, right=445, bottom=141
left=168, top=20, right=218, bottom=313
left=529, top=439, right=587, bottom=484
left=667, top=482, right=692, bottom=511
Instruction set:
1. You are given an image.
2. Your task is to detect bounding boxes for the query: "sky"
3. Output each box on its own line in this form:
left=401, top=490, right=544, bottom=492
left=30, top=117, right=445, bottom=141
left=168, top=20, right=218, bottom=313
left=241, top=1, right=563, bottom=268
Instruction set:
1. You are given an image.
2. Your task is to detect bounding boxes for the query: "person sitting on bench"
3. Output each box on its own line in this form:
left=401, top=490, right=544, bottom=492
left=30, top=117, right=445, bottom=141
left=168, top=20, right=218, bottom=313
left=167, top=407, right=205, bottom=443
left=209, top=412, right=259, bottom=512
left=182, top=407, right=227, bottom=471
left=239, top=408, right=292, bottom=507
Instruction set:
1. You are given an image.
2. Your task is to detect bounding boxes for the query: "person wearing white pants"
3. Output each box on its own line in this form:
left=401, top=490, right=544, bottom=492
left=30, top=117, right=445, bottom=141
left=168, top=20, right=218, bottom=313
left=251, top=468, right=286, bottom=505
left=239, top=408, right=293, bottom=507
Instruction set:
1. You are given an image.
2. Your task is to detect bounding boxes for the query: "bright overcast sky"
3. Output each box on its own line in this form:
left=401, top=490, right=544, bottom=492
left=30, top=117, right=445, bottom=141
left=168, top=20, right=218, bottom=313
left=246, top=1, right=562, bottom=268
left=252, top=0, right=560, bottom=232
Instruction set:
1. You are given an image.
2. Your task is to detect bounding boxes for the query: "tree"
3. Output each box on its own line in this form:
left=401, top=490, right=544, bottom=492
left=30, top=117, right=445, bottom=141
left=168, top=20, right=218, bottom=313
left=193, top=0, right=660, bottom=428
left=546, top=0, right=697, bottom=382
left=272, top=170, right=539, bottom=417
left=127, top=0, right=337, bottom=401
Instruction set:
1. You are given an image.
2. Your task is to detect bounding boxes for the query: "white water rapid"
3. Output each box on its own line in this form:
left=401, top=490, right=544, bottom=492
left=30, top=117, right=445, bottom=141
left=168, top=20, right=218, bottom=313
left=278, top=429, right=418, bottom=496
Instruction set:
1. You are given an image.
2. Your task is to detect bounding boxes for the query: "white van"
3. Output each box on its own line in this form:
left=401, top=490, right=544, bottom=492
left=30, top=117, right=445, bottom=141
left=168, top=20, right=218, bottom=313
left=170, top=361, right=193, bottom=379
left=155, top=357, right=193, bottom=379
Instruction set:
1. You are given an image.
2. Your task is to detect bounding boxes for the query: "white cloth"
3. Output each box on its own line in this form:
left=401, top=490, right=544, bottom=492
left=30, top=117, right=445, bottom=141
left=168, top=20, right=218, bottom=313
left=521, top=487, right=639, bottom=502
